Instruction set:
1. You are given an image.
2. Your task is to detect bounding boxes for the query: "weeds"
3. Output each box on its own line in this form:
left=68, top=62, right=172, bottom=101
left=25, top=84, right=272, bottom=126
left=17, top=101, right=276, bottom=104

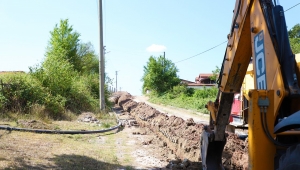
left=102, top=122, right=112, bottom=128
left=149, top=85, right=218, bottom=114
left=0, top=68, right=112, bottom=119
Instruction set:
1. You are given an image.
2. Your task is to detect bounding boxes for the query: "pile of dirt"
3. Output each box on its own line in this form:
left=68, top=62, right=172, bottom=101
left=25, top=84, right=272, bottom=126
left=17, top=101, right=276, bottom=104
left=17, top=120, right=54, bottom=130
left=109, top=91, right=132, bottom=104
left=117, top=93, right=249, bottom=169
left=223, top=134, right=248, bottom=169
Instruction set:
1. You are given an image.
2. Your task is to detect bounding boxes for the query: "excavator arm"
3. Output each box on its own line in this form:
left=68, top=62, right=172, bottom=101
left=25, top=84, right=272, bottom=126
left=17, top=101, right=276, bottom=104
left=201, top=0, right=300, bottom=169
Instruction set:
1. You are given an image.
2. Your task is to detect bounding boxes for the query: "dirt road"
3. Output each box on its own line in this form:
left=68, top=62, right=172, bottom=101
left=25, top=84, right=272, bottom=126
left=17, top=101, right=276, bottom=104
left=133, top=95, right=209, bottom=125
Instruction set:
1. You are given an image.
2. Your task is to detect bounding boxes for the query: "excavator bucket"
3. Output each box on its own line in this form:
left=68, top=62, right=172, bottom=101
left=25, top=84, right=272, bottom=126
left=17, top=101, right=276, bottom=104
left=201, top=130, right=226, bottom=170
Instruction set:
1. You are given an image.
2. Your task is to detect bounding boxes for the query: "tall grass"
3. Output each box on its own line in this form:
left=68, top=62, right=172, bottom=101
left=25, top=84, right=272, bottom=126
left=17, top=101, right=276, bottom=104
left=0, top=72, right=111, bottom=119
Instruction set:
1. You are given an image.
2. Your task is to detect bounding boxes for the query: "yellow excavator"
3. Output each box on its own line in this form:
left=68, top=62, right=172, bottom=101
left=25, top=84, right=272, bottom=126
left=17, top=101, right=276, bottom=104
left=202, top=0, right=300, bottom=169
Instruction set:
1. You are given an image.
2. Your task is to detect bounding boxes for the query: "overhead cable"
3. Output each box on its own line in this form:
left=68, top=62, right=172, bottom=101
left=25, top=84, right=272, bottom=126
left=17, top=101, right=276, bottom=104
left=174, top=2, right=300, bottom=64
left=175, top=41, right=227, bottom=63
left=284, top=2, right=300, bottom=12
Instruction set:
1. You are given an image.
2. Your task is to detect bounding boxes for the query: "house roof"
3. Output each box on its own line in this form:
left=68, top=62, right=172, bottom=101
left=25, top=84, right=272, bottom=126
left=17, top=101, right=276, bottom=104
left=195, top=73, right=214, bottom=80
left=180, top=79, right=195, bottom=84
left=198, top=73, right=214, bottom=77
left=187, top=83, right=215, bottom=86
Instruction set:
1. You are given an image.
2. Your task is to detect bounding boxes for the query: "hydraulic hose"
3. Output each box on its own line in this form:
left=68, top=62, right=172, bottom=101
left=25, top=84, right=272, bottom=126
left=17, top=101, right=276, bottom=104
left=260, top=107, right=292, bottom=148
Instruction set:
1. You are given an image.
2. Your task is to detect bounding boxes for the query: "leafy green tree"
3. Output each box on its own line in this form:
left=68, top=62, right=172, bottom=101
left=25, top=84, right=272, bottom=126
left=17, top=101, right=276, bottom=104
left=45, top=19, right=99, bottom=75
left=288, top=24, right=300, bottom=54
left=209, top=66, right=220, bottom=82
left=77, top=42, right=99, bottom=75
left=46, top=19, right=80, bottom=70
left=142, top=55, right=180, bottom=94
left=29, top=19, right=111, bottom=115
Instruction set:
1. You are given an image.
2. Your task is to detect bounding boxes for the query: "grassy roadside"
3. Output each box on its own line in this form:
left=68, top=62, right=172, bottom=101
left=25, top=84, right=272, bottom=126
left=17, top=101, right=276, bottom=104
left=147, top=86, right=218, bottom=114
left=0, top=112, right=116, bottom=130
left=0, top=112, right=134, bottom=170
left=149, top=93, right=215, bottom=114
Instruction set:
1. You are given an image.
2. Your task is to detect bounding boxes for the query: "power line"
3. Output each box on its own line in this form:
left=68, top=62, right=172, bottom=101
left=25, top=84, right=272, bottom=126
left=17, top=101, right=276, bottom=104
left=174, top=2, right=300, bottom=64
left=175, top=40, right=227, bottom=63
left=284, top=2, right=300, bottom=12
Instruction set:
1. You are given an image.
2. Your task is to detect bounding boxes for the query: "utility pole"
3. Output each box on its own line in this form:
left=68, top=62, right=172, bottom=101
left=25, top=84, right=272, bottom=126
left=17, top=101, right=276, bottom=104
left=163, top=51, right=166, bottom=73
left=115, top=71, right=118, bottom=92
left=98, top=0, right=105, bottom=110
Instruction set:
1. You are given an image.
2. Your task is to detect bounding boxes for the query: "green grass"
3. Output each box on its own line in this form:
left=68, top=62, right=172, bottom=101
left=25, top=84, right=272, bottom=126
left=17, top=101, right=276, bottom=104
left=149, top=87, right=218, bottom=114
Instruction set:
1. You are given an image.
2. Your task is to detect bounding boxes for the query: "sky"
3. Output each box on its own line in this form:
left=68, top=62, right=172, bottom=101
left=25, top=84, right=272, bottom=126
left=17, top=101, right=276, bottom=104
left=0, top=1, right=300, bottom=95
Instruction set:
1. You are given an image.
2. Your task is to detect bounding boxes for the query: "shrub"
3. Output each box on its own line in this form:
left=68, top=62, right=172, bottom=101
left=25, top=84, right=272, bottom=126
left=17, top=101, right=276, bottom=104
left=172, top=84, right=187, bottom=96
left=0, top=73, right=46, bottom=113
left=193, top=87, right=218, bottom=98
left=67, top=75, right=98, bottom=113
left=44, top=94, right=66, bottom=117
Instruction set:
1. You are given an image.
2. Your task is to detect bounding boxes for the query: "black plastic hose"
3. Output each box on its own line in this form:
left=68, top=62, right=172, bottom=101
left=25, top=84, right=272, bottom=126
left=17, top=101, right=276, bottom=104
left=0, top=122, right=121, bottom=134
left=0, top=110, right=121, bottom=134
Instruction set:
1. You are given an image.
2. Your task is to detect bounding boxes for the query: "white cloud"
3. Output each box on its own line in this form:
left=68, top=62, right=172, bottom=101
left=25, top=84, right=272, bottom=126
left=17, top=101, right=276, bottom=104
left=146, top=44, right=166, bottom=52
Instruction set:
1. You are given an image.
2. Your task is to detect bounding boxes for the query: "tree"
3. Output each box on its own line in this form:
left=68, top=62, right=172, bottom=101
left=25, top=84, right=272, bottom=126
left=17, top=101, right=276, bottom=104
left=77, top=42, right=99, bottom=75
left=288, top=24, right=300, bottom=54
left=209, top=66, right=220, bottom=82
left=38, top=19, right=81, bottom=96
left=46, top=19, right=80, bottom=69
left=29, top=19, right=111, bottom=114
left=142, top=55, right=180, bottom=94
left=45, top=19, right=99, bottom=75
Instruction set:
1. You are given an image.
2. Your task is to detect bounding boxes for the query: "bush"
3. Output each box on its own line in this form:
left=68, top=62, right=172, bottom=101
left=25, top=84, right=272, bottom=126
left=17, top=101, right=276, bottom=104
left=193, top=87, right=218, bottom=98
left=67, top=75, right=98, bottom=113
left=34, top=55, right=76, bottom=97
left=44, top=94, right=66, bottom=116
left=0, top=73, right=46, bottom=113
left=172, top=84, right=187, bottom=96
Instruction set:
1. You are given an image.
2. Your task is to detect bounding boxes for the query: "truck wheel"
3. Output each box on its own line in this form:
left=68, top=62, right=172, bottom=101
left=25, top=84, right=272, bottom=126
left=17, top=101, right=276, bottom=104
left=278, top=144, right=300, bottom=170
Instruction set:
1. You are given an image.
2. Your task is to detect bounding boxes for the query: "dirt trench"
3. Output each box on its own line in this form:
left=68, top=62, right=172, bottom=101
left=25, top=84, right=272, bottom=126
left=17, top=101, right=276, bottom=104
left=116, top=92, right=249, bottom=170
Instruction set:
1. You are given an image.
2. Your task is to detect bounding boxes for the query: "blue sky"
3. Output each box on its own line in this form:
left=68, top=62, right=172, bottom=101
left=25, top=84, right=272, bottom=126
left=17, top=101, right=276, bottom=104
left=0, top=1, right=299, bottom=95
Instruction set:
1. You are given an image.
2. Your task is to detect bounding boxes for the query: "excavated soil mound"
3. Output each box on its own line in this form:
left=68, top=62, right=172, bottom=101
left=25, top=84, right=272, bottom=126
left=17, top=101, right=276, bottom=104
left=118, top=93, right=248, bottom=169
left=17, top=120, right=54, bottom=130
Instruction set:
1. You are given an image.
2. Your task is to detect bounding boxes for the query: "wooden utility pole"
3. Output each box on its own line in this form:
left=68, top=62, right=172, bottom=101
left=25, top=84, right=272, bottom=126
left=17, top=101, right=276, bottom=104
left=115, top=71, right=118, bottom=92
left=163, top=52, right=166, bottom=73
left=99, top=0, right=105, bottom=110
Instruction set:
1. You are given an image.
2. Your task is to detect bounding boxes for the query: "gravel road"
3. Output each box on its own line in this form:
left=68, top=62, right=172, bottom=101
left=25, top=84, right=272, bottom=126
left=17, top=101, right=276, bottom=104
left=133, top=95, right=209, bottom=125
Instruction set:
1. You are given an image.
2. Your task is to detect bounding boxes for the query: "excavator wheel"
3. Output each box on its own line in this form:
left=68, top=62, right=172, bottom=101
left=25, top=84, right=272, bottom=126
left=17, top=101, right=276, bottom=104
left=278, top=144, right=300, bottom=170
